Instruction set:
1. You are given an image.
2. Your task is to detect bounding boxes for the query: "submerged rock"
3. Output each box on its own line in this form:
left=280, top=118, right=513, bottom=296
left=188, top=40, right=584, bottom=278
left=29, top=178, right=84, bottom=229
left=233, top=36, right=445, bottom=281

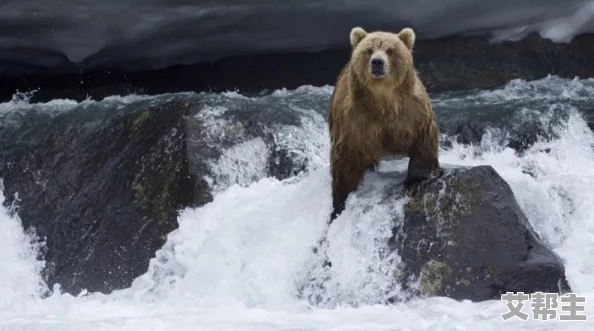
left=302, top=165, right=570, bottom=304
left=0, top=92, right=326, bottom=295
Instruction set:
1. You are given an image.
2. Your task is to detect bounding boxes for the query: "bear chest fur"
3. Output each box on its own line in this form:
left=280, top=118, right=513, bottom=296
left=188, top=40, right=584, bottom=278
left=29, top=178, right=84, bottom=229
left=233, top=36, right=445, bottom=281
left=346, top=103, right=416, bottom=159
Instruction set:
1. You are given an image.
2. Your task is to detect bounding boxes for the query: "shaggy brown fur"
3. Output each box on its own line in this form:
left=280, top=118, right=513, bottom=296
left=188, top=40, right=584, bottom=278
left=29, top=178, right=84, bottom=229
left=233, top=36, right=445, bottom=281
left=328, top=26, right=440, bottom=222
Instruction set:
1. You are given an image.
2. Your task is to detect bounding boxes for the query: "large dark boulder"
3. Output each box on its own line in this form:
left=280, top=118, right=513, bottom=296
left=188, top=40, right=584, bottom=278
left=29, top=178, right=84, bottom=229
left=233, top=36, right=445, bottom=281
left=301, top=165, right=570, bottom=305
left=0, top=91, right=325, bottom=295
left=2, top=96, right=197, bottom=296
left=395, top=165, right=570, bottom=301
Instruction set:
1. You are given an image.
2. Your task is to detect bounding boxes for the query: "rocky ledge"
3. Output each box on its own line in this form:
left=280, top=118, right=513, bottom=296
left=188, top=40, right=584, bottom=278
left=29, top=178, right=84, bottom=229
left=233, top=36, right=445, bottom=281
left=0, top=88, right=579, bottom=300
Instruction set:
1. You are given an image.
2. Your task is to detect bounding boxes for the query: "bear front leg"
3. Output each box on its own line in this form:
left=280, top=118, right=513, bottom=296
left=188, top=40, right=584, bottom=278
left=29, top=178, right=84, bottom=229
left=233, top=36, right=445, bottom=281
left=330, top=161, right=369, bottom=224
left=405, top=122, right=440, bottom=186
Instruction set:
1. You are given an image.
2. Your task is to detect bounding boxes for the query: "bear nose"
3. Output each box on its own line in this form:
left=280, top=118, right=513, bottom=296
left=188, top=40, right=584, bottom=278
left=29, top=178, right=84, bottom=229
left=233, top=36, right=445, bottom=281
left=371, top=57, right=384, bottom=69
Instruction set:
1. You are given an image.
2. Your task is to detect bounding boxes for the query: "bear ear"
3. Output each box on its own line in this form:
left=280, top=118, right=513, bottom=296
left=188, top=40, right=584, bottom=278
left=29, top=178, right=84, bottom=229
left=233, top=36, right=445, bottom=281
left=398, top=27, right=416, bottom=50
left=350, top=27, right=367, bottom=48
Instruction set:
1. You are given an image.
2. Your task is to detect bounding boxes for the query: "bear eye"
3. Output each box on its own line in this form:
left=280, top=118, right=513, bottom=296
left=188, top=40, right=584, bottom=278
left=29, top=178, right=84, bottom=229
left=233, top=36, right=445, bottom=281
left=386, top=48, right=394, bottom=56
left=367, top=48, right=373, bottom=55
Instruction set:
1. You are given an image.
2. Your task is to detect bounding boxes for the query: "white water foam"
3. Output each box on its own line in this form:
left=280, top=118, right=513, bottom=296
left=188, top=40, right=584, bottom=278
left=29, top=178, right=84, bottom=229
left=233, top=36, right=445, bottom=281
left=0, top=182, right=48, bottom=313
left=1, top=77, right=594, bottom=330
left=194, top=92, right=330, bottom=195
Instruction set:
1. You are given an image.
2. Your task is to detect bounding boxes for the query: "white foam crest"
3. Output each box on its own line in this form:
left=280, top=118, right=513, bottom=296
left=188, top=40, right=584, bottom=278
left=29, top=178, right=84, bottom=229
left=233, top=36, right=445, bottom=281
left=0, top=90, right=160, bottom=115
left=123, top=167, right=405, bottom=312
left=191, top=104, right=252, bottom=193
left=0, top=95, right=79, bottom=115
left=434, top=75, right=594, bottom=105
left=217, top=90, right=257, bottom=100
left=192, top=105, right=231, bottom=145
left=198, top=102, right=330, bottom=194
left=125, top=170, right=332, bottom=310
left=270, top=85, right=334, bottom=97
left=208, top=137, right=271, bottom=193
left=0, top=180, right=48, bottom=311
left=299, top=172, right=407, bottom=308
left=271, top=106, right=330, bottom=171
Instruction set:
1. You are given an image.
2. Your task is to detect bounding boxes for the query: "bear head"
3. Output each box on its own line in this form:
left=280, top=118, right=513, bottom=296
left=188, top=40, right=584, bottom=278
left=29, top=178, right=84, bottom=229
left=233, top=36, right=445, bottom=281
left=349, top=27, right=416, bottom=90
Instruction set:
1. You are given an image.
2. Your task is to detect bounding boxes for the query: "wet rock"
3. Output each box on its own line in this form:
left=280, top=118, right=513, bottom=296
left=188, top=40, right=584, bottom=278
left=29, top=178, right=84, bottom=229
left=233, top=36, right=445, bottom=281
left=0, top=96, right=199, bottom=296
left=0, top=92, right=322, bottom=295
left=303, top=165, right=570, bottom=304
left=394, top=165, right=570, bottom=301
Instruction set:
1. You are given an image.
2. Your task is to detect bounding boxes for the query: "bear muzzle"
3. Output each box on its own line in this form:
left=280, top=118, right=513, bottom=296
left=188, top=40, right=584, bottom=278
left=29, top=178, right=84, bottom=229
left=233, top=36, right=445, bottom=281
left=370, top=57, right=386, bottom=78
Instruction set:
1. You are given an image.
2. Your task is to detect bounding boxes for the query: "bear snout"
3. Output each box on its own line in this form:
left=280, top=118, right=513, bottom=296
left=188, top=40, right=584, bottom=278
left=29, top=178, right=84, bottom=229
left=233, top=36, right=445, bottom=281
left=370, top=57, right=386, bottom=78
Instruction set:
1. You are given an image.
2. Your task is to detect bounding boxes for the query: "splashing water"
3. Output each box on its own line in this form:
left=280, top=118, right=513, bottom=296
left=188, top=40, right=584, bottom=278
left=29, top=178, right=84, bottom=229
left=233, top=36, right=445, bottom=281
left=0, top=181, right=48, bottom=311
left=1, top=76, right=594, bottom=330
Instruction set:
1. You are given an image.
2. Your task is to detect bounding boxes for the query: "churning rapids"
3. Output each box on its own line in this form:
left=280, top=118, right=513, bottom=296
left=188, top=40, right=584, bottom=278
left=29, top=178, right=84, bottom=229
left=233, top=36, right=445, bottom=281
left=1, top=75, right=594, bottom=330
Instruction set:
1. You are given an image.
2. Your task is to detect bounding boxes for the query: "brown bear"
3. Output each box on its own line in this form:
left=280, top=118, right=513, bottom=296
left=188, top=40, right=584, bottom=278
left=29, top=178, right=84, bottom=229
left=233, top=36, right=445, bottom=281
left=328, top=26, right=441, bottom=222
